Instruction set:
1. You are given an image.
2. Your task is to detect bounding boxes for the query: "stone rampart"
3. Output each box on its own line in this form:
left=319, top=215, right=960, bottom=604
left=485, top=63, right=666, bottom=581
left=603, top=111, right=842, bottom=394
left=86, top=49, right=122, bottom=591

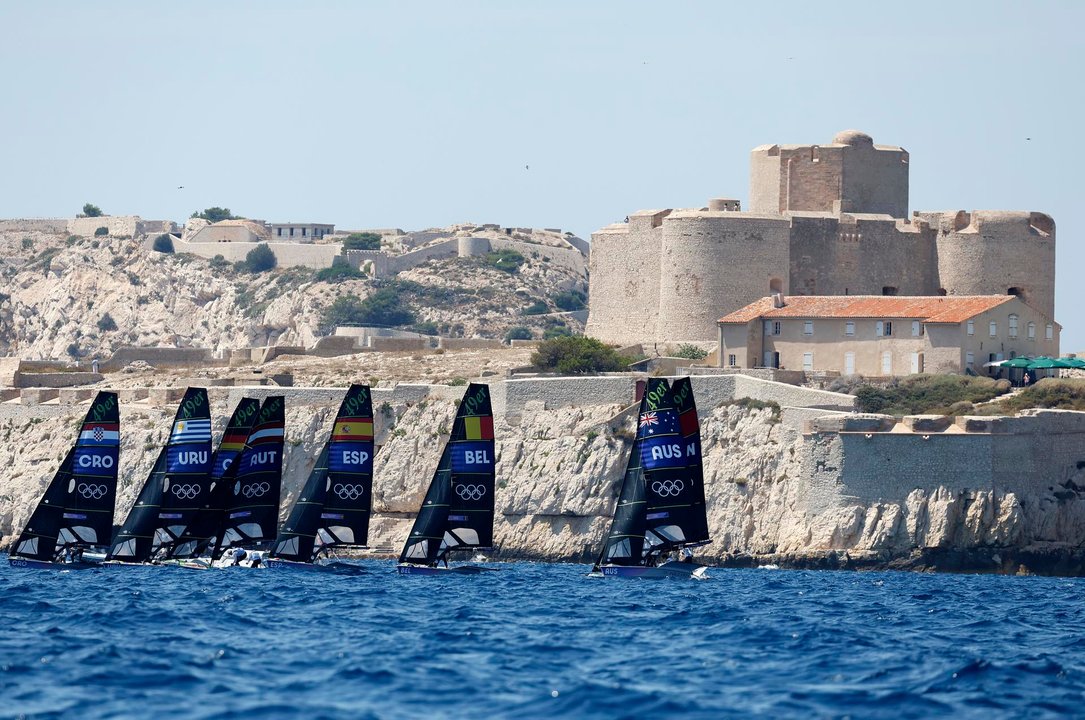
left=169, top=236, right=340, bottom=269
left=437, top=338, right=504, bottom=351
left=68, top=216, right=141, bottom=237
left=0, top=219, right=69, bottom=233
left=14, top=372, right=102, bottom=388
left=101, top=346, right=215, bottom=372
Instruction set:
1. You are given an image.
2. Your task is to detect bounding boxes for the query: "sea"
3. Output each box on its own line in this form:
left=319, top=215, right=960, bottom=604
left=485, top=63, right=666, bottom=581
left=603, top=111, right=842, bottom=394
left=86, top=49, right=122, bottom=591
left=1, top=560, right=1083, bottom=720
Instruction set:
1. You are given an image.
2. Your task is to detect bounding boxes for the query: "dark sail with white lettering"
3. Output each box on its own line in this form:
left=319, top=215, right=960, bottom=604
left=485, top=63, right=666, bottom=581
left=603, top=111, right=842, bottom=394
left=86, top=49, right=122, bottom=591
left=107, top=387, right=212, bottom=563
left=399, top=383, right=495, bottom=567
left=642, top=377, right=710, bottom=553
left=272, top=384, right=374, bottom=562
left=167, top=397, right=260, bottom=559
left=10, top=391, right=121, bottom=566
left=215, top=395, right=285, bottom=556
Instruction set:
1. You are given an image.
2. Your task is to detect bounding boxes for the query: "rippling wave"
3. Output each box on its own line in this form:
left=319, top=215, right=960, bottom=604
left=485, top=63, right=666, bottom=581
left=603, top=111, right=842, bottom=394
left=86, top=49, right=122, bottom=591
left=2, top=560, right=1084, bottom=719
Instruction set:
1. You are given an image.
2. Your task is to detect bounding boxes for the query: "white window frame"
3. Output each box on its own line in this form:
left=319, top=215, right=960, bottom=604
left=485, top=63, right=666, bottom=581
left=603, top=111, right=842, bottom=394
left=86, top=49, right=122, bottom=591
left=844, top=352, right=855, bottom=375
left=773, top=321, right=782, bottom=336
left=1047, top=324, right=1054, bottom=340
left=1028, top=322, right=1035, bottom=340
left=884, top=320, right=893, bottom=337
left=727, top=354, right=737, bottom=367
left=881, top=351, right=892, bottom=375
left=875, top=321, right=883, bottom=337
left=803, top=321, right=813, bottom=336
left=1008, top=314, right=1018, bottom=338
left=967, top=319, right=975, bottom=336
left=845, top=321, right=855, bottom=337
left=911, top=320, right=921, bottom=337
left=802, top=352, right=813, bottom=371
left=989, top=321, right=998, bottom=337
left=965, top=351, right=975, bottom=370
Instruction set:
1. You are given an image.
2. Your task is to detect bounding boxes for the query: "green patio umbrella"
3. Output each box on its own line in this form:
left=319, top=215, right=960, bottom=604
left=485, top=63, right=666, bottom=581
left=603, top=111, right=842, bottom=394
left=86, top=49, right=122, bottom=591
left=1058, top=357, right=1085, bottom=369
left=999, top=356, right=1033, bottom=368
left=1027, top=356, right=1072, bottom=370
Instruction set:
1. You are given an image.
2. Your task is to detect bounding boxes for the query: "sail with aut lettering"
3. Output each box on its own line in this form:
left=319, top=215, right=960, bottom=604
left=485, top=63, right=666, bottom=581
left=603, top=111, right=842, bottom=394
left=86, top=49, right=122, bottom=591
left=397, top=383, right=496, bottom=573
left=107, top=387, right=212, bottom=563
left=270, top=385, right=374, bottom=564
left=10, top=391, right=121, bottom=568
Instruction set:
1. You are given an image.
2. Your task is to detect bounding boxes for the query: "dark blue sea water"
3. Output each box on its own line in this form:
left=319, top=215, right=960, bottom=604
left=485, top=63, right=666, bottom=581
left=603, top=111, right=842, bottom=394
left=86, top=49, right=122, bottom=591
left=1, top=560, right=1084, bottom=719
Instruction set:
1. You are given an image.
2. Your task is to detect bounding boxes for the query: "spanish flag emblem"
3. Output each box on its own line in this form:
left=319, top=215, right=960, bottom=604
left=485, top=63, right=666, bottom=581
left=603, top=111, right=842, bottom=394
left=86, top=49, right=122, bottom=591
left=333, top=419, right=373, bottom=441
left=463, top=415, right=494, bottom=441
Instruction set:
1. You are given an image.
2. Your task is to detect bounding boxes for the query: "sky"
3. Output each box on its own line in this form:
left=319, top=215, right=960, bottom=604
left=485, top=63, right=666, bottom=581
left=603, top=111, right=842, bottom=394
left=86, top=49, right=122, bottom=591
left=1, top=1, right=1081, bottom=347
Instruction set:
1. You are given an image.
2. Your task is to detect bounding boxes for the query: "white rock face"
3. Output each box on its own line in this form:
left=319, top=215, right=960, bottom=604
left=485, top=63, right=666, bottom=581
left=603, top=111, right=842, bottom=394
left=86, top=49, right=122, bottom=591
left=3, top=393, right=1084, bottom=572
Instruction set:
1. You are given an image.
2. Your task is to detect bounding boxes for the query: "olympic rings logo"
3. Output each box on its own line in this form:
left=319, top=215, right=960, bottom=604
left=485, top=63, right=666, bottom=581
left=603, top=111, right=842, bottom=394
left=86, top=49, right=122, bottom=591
left=78, top=483, right=107, bottom=500
left=651, top=480, right=685, bottom=497
left=171, top=484, right=201, bottom=500
left=333, top=484, right=364, bottom=500
left=455, top=484, right=486, bottom=501
left=242, top=482, right=271, bottom=498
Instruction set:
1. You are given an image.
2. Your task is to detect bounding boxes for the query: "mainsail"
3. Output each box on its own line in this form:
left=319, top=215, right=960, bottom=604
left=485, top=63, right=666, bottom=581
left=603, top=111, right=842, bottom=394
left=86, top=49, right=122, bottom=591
left=214, top=395, right=285, bottom=556
left=107, top=387, right=213, bottom=562
left=167, top=397, right=260, bottom=559
left=272, top=384, right=374, bottom=562
left=11, top=391, right=121, bottom=562
left=399, top=382, right=495, bottom=566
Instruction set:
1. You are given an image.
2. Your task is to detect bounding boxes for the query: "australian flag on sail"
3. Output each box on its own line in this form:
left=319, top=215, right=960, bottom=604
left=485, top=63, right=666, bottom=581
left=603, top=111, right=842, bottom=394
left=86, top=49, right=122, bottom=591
left=638, top=408, right=684, bottom=470
left=451, top=442, right=494, bottom=473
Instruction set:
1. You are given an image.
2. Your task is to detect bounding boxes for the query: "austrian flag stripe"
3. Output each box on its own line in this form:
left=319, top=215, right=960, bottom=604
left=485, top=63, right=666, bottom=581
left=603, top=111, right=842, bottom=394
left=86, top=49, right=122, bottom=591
left=463, top=416, right=494, bottom=441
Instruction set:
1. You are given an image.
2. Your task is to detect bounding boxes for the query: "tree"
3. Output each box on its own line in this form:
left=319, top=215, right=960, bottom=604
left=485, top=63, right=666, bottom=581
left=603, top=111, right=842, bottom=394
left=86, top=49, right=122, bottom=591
left=553, top=290, right=587, bottom=311
left=242, top=244, right=276, bottom=273
left=342, top=233, right=382, bottom=251
left=530, top=336, right=628, bottom=374
left=315, top=264, right=365, bottom=282
left=321, top=289, right=415, bottom=329
left=504, top=326, right=533, bottom=342
left=82, top=203, right=103, bottom=217
left=673, top=343, right=708, bottom=360
left=152, top=234, right=175, bottom=253
left=97, top=313, right=118, bottom=332
left=522, top=301, right=549, bottom=316
left=485, top=249, right=526, bottom=273
left=94, top=226, right=109, bottom=237
left=192, top=207, right=238, bottom=223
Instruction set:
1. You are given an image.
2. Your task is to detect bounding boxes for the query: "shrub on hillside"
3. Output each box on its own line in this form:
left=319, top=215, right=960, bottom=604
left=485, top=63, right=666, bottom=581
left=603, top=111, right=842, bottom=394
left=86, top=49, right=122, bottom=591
left=315, top=264, right=365, bottom=282
left=522, top=301, right=549, bottom=316
left=321, top=288, right=415, bottom=329
left=853, top=374, right=1009, bottom=416
left=152, top=234, right=175, bottom=253
left=242, top=244, right=277, bottom=273
left=193, top=207, right=237, bottom=223
left=485, top=249, right=526, bottom=274
left=543, top=325, right=574, bottom=340
left=342, top=233, right=382, bottom=251
left=412, top=321, right=439, bottom=336
left=552, top=290, right=587, bottom=311
left=82, top=203, right=102, bottom=217
left=97, top=313, right=118, bottom=332
left=976, top=378, right=1085, bottom=415
left=208, top=254, right=229, bottom=269
left=94, top=226, right=108, bottom=237
left=504, top=326, right=533, bottom=342
left=673, top=343, right=709, bottom=360
left=530, top=336, right=628, bottom=375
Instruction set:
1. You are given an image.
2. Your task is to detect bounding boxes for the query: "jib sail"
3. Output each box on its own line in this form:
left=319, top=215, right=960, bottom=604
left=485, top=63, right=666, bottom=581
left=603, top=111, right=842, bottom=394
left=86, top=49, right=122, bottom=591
left=168, top=397, right=260, bottom=559
left=399, top=383, right=495, bottom=566
left=215, top=395, right=285, bottom=556
left=272, top=384, right=375, bottom=562
left=108, top=387, right=212, bottom=562
left=10, top=450, right=75, bottom=562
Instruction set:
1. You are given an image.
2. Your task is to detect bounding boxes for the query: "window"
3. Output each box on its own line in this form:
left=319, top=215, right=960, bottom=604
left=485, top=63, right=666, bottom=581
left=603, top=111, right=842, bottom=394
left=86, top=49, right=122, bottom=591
left=802, top=352, right=813, bottom=371
left=803, top=321, right=813, bottom=336
left=302, top=228, right=308, bottom=237
left=884, top=321, right=893, bottom=336
left=876, top=321, right=883, bottom=337
left=882, top=286, right=898, bottom=296
left=728, top=354, right=737, bottom=367
left=966, top=352, right=974, bottom=370
left=845, top=321, right=855, bottom=337
left=1028, top=322, right=1035, bottom=339
left=967, top=320, right=975, bottom=336
left=290, top=227, right=295, bottom=237
left=277, top=228, right=283, bottom=237
left=989, top=321, right=997, bottom=337
left=881, top=351, right=892, bottom=375
left=910, top=352, right=922, bottom=374
left=1008, top=314, right=1018, bottom=338
left=911, top=320, right=921, bottom=337
left=1047, top=324, right=1054, bottom=340
left=844, top=352, right=855, bottom=375
left=773, top=321, right=781, bottom=336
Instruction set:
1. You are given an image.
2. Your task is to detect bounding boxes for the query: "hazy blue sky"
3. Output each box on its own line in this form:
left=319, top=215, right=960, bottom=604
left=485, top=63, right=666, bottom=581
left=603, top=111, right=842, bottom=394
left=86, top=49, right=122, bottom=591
left=1, top=1, right=1081, bottom=347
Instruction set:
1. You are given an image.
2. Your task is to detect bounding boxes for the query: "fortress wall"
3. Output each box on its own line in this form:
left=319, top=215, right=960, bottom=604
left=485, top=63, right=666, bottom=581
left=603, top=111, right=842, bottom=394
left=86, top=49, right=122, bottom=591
left=656, top=213, right=790, bottom=342
left=0, top=219, right=70, bottom=233
left=585, top=214, right=666, bottom=345
left=779, top=146, right=844, bottom=213
left=749, top=146, right=782, bottom=213
left=68, top=216, right=141, bottom=237
left=840, top=143, right=909, bottom=218
left=933, top=211, right=1056, bottom=317
left=169, top=236, right=340, bottom=269
left=486, top=237, right=587, bottom=274
left=386, top=238, right=459, bottom=273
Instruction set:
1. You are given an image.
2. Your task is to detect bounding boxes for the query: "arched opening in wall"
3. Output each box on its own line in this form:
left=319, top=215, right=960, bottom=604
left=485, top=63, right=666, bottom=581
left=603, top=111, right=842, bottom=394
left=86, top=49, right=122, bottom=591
left=882, top=286, right=899, bottom=296
left=938, top=288, right=948, bottom=296
left=769, top=278, right=783, bottom=294
left=1008, top=287, right=1029, bottom=304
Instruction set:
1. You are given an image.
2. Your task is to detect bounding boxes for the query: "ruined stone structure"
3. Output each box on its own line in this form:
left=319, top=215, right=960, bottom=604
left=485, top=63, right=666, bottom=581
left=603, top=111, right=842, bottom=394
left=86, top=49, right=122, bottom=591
left=587, top=130, right=1057, bottom=346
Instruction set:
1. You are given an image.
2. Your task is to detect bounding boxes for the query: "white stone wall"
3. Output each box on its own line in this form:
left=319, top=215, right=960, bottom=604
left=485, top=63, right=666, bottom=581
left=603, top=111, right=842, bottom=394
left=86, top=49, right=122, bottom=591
left=585, top=212, right=666, bottom=345
left=169, top=236, right=340, bottom=269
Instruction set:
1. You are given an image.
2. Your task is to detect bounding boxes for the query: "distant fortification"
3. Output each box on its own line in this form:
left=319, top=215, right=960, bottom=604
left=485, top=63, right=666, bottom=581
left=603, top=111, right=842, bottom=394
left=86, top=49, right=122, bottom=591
left=586, top=130, right=1056, bottom=345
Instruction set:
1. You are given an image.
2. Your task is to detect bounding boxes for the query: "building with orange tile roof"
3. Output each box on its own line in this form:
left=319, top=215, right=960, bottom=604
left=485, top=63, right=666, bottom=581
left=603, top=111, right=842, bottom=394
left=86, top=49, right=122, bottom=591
left=717, top=294, right=1059, bottom=376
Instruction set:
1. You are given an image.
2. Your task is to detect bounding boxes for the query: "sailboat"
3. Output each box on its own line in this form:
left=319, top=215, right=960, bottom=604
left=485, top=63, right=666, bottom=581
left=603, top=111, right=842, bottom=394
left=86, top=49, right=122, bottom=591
left=397, top=382, right=497, bottom=575
left=106, top=387, right=213, bottom=564
left=9, top=391, right=121, bottom=569
left=267, top=384, right=374, bottom=572
left=159, top=397, right=261, bottom=567
left=590, top=377, right=711, bottom=579
left=211, top=395, right=285, bottom=567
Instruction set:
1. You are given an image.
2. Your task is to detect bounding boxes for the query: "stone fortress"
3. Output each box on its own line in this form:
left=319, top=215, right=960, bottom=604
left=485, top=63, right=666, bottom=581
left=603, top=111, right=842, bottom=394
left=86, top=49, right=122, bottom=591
left=586, top=130, right=1057, bottom=347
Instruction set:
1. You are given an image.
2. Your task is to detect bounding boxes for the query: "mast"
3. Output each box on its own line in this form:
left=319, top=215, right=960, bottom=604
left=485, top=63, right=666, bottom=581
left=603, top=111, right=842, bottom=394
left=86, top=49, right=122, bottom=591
left=593, top=379, right=663, bottom=569
left=108, top=387, right=212, bottom=562
left=214, top=395, right=285, bottom=558
left=641, top=377, right=710, bottom=555
left=272, top=384, right=374, bottom=562
left=167, top=397, right=260, bottom=559
left=399, top=382, right=495, bottom=566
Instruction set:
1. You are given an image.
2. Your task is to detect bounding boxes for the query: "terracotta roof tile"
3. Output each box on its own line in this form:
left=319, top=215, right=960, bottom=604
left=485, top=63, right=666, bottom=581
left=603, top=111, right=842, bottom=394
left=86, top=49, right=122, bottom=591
left=719, top=295, right=1016, bottom=324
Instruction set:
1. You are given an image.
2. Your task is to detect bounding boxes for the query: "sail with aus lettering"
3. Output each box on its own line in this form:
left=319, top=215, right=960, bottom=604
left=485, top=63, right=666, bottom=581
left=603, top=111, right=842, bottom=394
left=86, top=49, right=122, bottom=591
left=213, top=395, right=286, bottom=558
left=397, top=382, right=496, bottom=574
left=107, top=387, right=213, bottom=563
left=592, top=377, right=710, bottom=579
left=9, top=391, right=120, bottom=568
left=269, top=384, right=374, bottom=566
left=165, top=397, right=261, bottom=560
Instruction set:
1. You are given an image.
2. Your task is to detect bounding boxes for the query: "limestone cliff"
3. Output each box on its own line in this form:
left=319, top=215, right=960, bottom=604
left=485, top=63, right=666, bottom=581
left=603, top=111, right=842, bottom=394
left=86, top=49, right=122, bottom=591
left=3, top=390, right=1085, bottom=575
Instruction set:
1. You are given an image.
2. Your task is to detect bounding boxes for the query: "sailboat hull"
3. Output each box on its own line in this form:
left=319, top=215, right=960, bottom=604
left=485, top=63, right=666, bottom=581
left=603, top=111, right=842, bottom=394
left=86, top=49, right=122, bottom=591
left=396, top=563, right=497, bottom=576
left=595, top=561, right=709, bottom=579
left=8, top=557, right=100, bottom=570
left=265, top=558, right=367, bottom=574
